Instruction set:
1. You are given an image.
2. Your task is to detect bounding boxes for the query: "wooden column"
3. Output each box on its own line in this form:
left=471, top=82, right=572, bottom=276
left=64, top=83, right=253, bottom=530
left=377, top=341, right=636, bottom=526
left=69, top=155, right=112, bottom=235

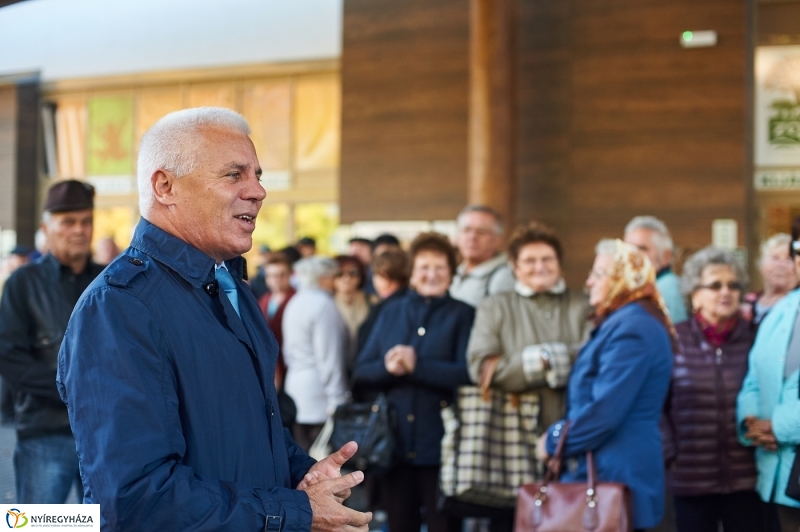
left=14, top=81, right=40, bottom=248
left=468, top=0, right=517, bottom=231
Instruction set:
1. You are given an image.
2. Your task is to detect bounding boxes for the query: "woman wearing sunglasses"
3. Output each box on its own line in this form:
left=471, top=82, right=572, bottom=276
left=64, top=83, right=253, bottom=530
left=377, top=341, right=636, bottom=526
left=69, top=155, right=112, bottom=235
left=662, top=246, right=763, bottom=532
left=738, top=220, right=800, bottom=532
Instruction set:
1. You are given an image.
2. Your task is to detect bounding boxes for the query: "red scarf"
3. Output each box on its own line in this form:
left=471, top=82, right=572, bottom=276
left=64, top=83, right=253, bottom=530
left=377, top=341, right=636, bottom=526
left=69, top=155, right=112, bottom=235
left=694, top=312, right=739, bottom=347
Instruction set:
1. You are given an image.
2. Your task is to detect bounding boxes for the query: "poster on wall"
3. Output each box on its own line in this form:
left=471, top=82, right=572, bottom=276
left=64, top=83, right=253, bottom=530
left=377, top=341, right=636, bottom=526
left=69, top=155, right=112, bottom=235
left=754, top=45, right=800, bottom=190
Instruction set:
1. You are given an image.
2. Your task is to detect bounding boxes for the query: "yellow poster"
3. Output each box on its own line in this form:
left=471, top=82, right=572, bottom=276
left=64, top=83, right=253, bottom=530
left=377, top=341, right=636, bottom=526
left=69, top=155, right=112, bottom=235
left=87, top=95, right=134, bottom=176
left=294, top=76, right=340, bottom=170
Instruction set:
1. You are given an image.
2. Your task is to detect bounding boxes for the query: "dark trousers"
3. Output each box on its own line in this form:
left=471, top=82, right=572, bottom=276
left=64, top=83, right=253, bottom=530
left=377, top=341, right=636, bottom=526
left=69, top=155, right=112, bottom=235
left=292, top=423, right=323, bottom=453
left=674, top=491, right=765, bottom=532
left=380, top=465, right=461, bottom=532
left=764, top=503, right=800, bottom=532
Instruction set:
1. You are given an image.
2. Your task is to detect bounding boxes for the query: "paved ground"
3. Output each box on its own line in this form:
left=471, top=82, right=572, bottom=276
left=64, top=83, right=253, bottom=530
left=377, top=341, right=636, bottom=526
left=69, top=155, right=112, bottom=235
left=0, top=424, right=16, bottom=504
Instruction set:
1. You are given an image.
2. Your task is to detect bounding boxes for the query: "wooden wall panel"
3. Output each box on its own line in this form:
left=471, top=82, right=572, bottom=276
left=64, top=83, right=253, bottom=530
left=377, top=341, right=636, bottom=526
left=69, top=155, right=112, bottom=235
left=517, top=0, right=749, bottom=286
left=340, top=0, right=469, bottom=223
left=340, top=0, right=750, bottom=286
left=0, top=86, right=16, bottom=232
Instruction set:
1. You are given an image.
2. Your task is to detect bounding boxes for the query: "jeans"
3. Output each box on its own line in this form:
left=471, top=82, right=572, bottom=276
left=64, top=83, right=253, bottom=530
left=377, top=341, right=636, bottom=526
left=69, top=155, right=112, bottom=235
left=14, top=434, right=82, bottom=503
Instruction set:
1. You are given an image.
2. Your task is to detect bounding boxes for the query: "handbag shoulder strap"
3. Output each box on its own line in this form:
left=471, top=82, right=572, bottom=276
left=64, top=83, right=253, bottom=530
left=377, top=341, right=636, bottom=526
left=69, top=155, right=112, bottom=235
left=478, top=354, right=522, bottom=407
left=479, top=355, right=501, bottom=398
left=543, top=421, right=571, bottom=482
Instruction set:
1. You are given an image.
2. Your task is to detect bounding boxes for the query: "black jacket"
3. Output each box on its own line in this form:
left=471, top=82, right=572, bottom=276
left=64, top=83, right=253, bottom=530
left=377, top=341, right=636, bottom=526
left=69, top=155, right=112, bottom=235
left=353, top=290, right=474, bottom=466
left=0, top=254, right=104, bottom=438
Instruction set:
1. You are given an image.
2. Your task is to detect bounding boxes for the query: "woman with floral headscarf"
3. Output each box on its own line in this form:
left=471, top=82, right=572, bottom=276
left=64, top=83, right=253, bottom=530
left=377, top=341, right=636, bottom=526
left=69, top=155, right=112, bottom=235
left=535, top=239, right=675, bottom=532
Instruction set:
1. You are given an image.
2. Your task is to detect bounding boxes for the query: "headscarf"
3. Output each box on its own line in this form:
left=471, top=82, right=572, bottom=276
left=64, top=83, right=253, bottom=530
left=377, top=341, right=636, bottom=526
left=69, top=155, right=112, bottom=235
left=594, top=239, right=677, bottom=349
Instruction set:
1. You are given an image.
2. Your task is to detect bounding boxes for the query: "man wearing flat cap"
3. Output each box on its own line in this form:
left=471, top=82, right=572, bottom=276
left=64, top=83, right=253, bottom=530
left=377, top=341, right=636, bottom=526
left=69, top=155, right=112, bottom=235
left=0, top=179, right=103, bottom=503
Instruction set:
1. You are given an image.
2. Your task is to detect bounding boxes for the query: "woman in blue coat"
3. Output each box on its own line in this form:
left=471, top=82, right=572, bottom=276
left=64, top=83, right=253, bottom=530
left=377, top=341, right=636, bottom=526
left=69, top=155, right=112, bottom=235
left=737, top=230, right=800, bottom=532
left=353, top=232, right=474, bottom=532
left=537, top=239, right=674, bottom=531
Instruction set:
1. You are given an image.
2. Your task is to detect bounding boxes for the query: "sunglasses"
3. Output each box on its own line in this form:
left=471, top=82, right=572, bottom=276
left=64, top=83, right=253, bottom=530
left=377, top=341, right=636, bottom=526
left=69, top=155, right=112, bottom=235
left=697, top=281, right=743, bottom=292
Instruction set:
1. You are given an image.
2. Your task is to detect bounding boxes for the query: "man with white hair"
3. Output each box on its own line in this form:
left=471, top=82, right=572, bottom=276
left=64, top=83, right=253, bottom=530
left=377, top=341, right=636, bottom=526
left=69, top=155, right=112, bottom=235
left=624, top=215, right=688, bottom=323
left=450, top=205, right=515, bottom=306
left=58, top=108, right=371, bottom=531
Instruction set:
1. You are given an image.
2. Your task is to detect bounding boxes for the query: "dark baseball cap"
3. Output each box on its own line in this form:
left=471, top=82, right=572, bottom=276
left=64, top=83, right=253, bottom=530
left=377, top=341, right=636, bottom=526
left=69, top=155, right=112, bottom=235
left=44, top=180, right=95, bottom=213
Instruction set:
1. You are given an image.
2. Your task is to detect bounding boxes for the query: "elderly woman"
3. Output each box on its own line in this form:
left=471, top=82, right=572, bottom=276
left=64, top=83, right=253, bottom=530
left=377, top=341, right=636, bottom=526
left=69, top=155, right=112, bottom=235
left=353, top=232, right=473, bottom=532
left=468, top=222, right=591, bottom=447
left=737, top=218, right=800, bottom=532
left=333, top=254, right=372, bottom=374
left=662, top=247, right=762, bottom=532
left=356, top=248, right=410, bottom=354
left=537, top=239, right=674, bottom=532
left=744, top=233, right=796, bottom=325
left=282, top=256, right=349, bottom=452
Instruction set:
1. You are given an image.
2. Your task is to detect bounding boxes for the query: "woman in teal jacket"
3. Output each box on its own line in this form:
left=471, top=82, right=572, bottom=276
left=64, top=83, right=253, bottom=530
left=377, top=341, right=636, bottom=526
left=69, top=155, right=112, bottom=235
left=737, top=285, right=800, bottom=531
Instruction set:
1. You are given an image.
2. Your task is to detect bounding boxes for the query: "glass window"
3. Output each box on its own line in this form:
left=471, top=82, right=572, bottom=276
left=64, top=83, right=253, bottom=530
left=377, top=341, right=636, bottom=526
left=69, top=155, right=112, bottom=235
left=294, top=203, right=339, bottom=256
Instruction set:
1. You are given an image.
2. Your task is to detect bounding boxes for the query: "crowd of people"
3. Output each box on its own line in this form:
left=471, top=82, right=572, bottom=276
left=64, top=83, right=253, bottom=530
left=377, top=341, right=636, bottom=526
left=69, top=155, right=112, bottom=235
left=244, top=204, right=800, bottom=532
left=1, top=107, right=800, bottom=532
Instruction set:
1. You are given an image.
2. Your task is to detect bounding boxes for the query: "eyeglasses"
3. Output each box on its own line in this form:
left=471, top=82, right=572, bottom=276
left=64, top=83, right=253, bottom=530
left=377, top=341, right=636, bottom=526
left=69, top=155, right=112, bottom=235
left=337, top=269, right=361, bottom=279
left=697, top=281, right=743, bottom=292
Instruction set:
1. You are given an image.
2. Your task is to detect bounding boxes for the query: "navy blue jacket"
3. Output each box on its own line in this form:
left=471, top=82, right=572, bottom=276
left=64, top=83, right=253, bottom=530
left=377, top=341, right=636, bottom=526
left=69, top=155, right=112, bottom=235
left=545, top=302, right=673, bottom=530
left=57, top=219, right=316, bottom=531
left=352, top=291, right=474, bottom=466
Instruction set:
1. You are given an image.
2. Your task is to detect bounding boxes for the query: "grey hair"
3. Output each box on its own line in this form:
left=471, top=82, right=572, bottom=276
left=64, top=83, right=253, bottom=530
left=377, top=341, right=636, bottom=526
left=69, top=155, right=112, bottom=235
left=759, top=233, right=792, bottom=266
left=680, top=246, right=748, bottom=299
left=595, top=238, right=617, bottom=257
left=137, top=107, right=251, bottom=216
left=293, top=257, right=339, bottom=290
left=457, top=204, right=504, bottom=235
left=624, top=215, right=674, bottom=256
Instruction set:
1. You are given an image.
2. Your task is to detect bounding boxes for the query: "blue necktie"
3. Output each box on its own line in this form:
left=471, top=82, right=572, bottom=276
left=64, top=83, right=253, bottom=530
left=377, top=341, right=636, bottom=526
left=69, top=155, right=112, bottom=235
left=215, top=266, right=240, bottom=318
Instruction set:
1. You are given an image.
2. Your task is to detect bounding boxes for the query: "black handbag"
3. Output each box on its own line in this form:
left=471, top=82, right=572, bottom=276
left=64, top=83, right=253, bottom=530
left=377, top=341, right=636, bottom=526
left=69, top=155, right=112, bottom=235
left=329, top=393, right=395, bottom=474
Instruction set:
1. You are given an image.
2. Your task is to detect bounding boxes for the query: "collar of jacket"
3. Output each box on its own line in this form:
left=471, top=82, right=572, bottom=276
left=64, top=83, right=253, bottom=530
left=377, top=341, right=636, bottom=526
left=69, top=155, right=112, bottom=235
left=688, top=311, right=748, bottom=347
left=408, top=289, right=451, bottom=308
left=130, top=217, right=244, bottom=287
left=42, top=251, right=98, bottom=278
left=456, top=253, right=509, bottom=279
left=514, top=278, right=566, bottom=297
left=656, top=266, right=673, bottom=280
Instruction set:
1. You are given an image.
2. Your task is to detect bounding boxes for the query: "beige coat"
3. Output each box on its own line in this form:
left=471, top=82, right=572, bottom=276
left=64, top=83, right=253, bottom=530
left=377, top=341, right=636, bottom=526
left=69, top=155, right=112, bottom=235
left=467, top=281, right=592, bottom=429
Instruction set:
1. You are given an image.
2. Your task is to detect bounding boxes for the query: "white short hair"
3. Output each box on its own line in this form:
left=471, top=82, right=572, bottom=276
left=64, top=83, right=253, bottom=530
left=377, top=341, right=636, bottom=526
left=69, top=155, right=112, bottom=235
left=456, top=205, right=504, bottom=235
left=137, top=107, right=250, bottom=216
left=293, top=257, right=339, bottom=290
left=759, top=233, right=792, bottom=266
left=624, top=215, right=674, bottom=256
left=595, top=238, right=617, bottom=257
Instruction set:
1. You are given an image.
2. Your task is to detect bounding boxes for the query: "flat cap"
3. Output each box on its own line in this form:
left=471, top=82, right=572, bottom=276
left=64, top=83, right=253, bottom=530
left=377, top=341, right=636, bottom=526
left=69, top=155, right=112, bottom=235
left=44, top=180, right=95, bottom=213
left=10, top=245, right=32, bottom=256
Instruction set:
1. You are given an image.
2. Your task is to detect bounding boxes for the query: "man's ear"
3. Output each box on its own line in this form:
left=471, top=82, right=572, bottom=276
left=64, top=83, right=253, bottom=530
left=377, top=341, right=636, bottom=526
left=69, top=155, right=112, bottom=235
left=662, top=248, right=674, bottom=268
left=151, top=170, right=177, bottom=207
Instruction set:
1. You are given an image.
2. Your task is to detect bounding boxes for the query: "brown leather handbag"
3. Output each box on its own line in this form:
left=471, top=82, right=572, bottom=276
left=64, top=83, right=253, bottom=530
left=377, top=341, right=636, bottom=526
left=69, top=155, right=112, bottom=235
left=514, top=422, right=633, bottom=532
